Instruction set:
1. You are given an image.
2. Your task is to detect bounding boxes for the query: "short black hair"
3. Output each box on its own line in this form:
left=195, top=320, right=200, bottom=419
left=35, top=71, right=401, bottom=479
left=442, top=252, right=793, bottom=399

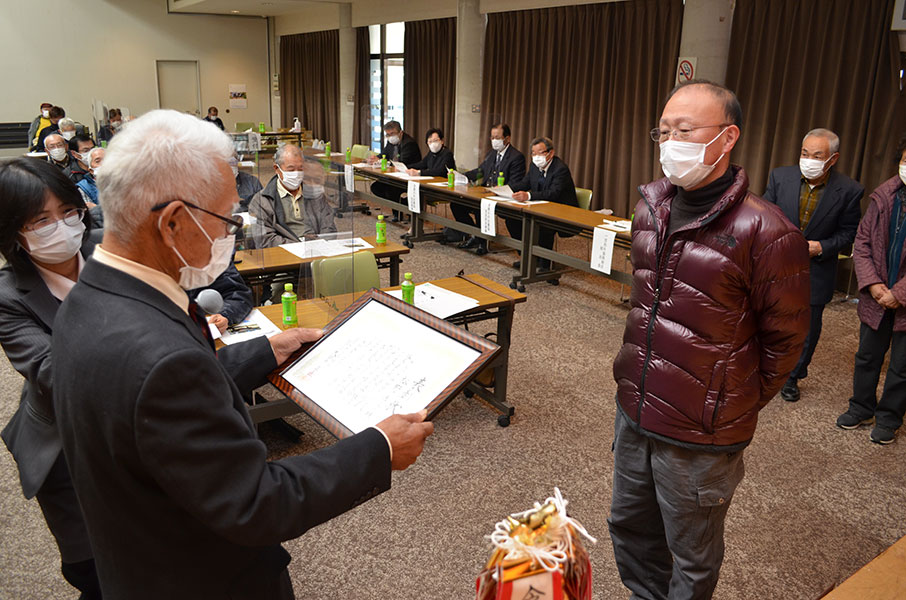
left=108, top=108, right=122, bottom=119
left=208, top=106, right=218, bottom=113
left=425, top=128, right=444, bottom=142
left=896, top=132, right=906, bottom=164
left=0, top=158, right=91, bottom=270
left=383, top=120, right=401, bottom=132
left=49, top=106, right=65, bottom=119
left=491, top=123, right=511, bottom=138
left=666, top=79, right=743, bottom=128
left=531, top=137, right=554, bottom=152
left=68, top=134, right=95, bottom=152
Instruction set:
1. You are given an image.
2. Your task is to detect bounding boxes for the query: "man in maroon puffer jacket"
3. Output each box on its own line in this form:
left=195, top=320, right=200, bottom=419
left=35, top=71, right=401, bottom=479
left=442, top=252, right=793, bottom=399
left=609, top=81, right=810, bottom=599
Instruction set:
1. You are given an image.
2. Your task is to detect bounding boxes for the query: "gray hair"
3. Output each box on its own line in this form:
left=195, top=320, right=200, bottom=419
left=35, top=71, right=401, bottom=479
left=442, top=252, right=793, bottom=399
left=803, top=128, right=840, bottom=154
left=44, top=133, right=65, bottom=147
left=58, top=117, right=76, bottom=131
left=84, top=146, right=104, bottom=168
left=98, top=109, right=234, bottom=238
left=531, top=136, right=554, bottom=152
left=274, top=143, right=302, bottom=168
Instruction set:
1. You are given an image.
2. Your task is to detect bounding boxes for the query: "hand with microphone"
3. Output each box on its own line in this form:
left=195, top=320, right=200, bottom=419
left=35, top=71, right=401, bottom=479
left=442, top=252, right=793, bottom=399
left=195, top=289, right=228, bottom=334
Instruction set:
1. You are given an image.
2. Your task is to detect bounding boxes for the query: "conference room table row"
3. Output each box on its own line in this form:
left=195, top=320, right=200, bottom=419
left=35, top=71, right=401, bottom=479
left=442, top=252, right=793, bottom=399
left=338, top=158, right=634, bottom=291
left=234, top=273, right=526, bottom=429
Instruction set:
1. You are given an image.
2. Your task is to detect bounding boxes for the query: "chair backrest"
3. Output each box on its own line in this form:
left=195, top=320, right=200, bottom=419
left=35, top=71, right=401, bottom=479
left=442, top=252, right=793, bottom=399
left=311, top=251, right=380, bottom=299
left=351, top=144, right=372, bottom=159
left=235, top=122, right=255, bottom=132
left=576, top=187, right=593, bottom=211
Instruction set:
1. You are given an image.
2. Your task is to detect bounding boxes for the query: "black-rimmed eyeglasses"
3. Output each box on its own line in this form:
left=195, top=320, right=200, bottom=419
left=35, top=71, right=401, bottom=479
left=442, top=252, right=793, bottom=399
left=151, top=199, right=242, bottom=235
left=650, top=124, right=731, bottom=143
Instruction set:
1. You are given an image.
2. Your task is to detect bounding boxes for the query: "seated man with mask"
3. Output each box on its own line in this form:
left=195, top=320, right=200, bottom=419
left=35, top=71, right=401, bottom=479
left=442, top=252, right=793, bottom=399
left=229, top=153, right=263, bottom=211
left=63, top=135, right=96, bottom=185
left=247, top=144, right=337, bottom=247
left=44, top=134, right=72, bottom=170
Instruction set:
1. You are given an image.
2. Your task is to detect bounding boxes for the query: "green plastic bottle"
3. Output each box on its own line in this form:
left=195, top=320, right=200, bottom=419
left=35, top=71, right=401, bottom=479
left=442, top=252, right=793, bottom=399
left=346, top=147, right=352, bottom=163
left=497, top=173, right=505, bottom=187
left=376, top=214, right=387, bottom=245
left=380, top=154, right=388, bottom=172
left=281, top=283, right=298, bottom=327
left=325, top=141, right=331, bottom=156
left=447, top=169, right=455, bottom=188
left=401, top=273, right=415, bottom=305
left=258, top=122, right=266, bottom=133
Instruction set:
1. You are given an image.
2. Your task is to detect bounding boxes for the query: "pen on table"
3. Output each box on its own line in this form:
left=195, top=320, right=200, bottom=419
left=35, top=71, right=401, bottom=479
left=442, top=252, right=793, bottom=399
left=227, top=324, right=261, bottom=333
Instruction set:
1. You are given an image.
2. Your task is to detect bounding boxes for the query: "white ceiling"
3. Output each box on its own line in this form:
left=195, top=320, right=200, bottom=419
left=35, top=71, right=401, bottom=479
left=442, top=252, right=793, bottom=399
left=167, top=0, right=349, bottom=17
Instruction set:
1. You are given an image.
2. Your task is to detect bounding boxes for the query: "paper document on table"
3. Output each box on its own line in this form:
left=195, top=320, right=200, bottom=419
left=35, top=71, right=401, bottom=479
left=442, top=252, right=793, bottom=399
left=505, top=200, right=549, bottom=206
left=219, top=309, right=283, bottom=345
left=600, top=219, right=631, bottom=232
left=407, top=180, right=421, bottom=213
left=281, top=300, right=480, bottom=434
left=314, top=152, right=343, bottom=157
left=487, top=196, right=512, bottom=202
left=489, top=185, right=514, bottom=199
left=338, top=237, right=373, bottom=251
left=590, top=226, right=617, bottom=275
left=392, top=160, right=408, bottom=173
left=451, top=170, right=469, bottom=187
left=428, top=181, right=454, bottom=187
left=480, top=198, right=497, bottom=236
left=280, top=239, right=352, bottom=259
left=344, top=164, right=355, bottom=192
left=238, top=160, right=255, bottom=168
left=386, top=282, right=480, bottom=319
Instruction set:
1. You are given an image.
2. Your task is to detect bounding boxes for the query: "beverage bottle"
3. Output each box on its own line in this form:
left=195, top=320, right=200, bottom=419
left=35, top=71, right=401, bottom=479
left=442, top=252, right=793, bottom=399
left=346, top=147, right=352, bottom=163
left=497, top=173, right=505, bottom=187
left=381, top=154, right=388, bottom=172
left=376, top=214, right=387, bottom=245
left=447, top=169, right=455, bottom=188
left=325, top=141, right=331, bottom=156
left=401, top=273, right=415, bottom=305
left=281, top=283, right=298, bottom=327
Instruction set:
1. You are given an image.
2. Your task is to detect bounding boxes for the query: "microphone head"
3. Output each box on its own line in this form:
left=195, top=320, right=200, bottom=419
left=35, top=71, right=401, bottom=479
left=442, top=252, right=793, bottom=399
left=195, top=289, right=224, bottom=314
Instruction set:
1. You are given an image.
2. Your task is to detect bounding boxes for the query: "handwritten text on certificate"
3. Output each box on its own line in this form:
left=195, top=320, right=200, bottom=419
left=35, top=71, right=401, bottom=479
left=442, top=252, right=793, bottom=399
left=281, top=301, right=479, bottom=433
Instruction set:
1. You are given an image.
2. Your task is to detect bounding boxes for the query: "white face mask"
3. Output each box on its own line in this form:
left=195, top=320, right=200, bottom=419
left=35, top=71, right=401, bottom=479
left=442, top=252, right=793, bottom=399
left=386, top=134, right=400, bottom=145
left=278, top=166, right=302, bottom=190
left=899, top=163, right=906, bottom=187
left=61, top=130, right=75, bottom=141
left=491, top=138, right=505, bottom=152
left=799, top=156, right=830, bottom=181
left=42, top=110, right=50, bottom=118
left=48, top=147, right=68, bottom=162
left=231, top=166, right=239, bottom=178
left=21, top=220, right=85, bottom=264
left=170, top=209, right=235, bottom=290
left=532, top=153, right=549, bottom=169
left=428, top=141, right=443, bottom=153
left=659, top=127, right=728, bottom=189
left=110, top=120, right=122, bottom=130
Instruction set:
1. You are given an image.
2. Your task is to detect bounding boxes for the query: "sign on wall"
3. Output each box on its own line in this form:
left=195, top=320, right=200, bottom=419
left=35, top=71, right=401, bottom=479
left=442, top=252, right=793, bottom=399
left=675, top=57, right=697, bottom=85
left=229, top=83, right=247, bottom=109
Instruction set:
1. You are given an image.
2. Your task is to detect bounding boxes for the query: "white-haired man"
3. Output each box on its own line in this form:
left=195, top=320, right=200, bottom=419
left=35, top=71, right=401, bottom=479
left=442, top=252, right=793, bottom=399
left=248, top=143, right=337, bottom=247
left=764, top=128, right=864, bottom=402
left=52, top=109, right=433, bottom=598
left=44, top=133, right=72, bottom=169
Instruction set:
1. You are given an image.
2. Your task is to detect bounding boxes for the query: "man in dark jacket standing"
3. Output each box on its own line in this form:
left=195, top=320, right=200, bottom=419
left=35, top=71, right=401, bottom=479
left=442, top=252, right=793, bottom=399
left=609, top=81, right=810, bottom=599
left=763, top=128, right=863, bottom=401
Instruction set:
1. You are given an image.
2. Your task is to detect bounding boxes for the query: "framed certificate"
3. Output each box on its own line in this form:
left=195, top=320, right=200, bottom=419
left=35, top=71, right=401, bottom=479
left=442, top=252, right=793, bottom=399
left=269, top=289, right=501, bottom=439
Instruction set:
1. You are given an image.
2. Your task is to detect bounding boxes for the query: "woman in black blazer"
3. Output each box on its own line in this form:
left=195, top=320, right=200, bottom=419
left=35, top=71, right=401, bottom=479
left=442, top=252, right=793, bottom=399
left=406, top=127, right=457, bottom=177
left=0, top=158, right=101, bottom=598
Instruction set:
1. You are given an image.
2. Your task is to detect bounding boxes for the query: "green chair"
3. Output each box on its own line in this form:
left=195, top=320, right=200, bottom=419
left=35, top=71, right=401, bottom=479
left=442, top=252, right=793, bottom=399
left=351, top=144, right=373, bottom=159
left=576, top=187, right=593, bottom=211
left=311, top=251, right=380, bottom=299
left=235, top=122, right=255, bottom=132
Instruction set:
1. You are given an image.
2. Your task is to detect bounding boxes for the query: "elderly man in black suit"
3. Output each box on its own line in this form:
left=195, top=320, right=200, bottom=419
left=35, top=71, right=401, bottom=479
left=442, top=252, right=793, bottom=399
left=454, top=123, right=528, bottom=252
left=508, top=136, right=578, bottom=273
left=369, top=120, right=422, bottom=223
left=52, top=109, right=433, bottom=599
left=764, top=127, right=863, bottom=401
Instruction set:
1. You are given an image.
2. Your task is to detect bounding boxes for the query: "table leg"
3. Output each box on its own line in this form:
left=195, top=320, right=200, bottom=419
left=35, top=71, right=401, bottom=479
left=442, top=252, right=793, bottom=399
left=389, top=256, right=400, bottom=286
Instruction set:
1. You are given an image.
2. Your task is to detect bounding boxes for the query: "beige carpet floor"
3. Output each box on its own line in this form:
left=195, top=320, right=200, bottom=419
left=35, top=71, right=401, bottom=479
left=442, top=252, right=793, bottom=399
left=1, top=200, right=904, bottom=599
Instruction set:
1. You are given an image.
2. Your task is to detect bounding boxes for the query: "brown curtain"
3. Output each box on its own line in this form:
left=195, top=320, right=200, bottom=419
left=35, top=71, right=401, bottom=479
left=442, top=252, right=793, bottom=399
left=481, top=0, right=684, bottom=215
left=352, top=26, right=371, bottom=146
left=279, top=30, right=340, bottom=143
left=404, top=18, right=457, bottom=155
left=726, top=0, right=906, bottom=201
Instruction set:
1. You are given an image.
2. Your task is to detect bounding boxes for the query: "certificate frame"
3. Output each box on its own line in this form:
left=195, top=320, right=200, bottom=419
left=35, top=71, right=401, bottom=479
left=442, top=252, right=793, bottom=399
left=268, top=288, right=501, bottom=439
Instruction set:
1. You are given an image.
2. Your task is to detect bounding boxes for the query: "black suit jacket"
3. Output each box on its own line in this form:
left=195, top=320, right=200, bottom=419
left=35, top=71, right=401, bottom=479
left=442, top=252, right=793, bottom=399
left=408, top=147, right=456, bottom=176
left=0, top=243, right=94, bottom=499
left=53, top=260, right=391, bottom=599
left=188, top=263, right=253, bottom=325
left=763, top=165, right=863, bottom=304
left=511, top=155, right=578, bottom=207
left=381, top=131, right=422, bottom=165
left=466, top=145, right=527, bottom=187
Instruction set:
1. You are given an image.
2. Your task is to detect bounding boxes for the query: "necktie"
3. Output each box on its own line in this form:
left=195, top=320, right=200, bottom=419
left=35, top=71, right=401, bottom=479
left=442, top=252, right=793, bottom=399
left=495, top=152, right=502, bottom=173
left=188, top=301, right=215, bottom=351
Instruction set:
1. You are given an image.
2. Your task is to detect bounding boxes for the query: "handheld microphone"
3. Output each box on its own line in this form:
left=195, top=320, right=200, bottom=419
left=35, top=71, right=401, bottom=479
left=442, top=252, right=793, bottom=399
left=195, top=289, right=224, bottom=315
